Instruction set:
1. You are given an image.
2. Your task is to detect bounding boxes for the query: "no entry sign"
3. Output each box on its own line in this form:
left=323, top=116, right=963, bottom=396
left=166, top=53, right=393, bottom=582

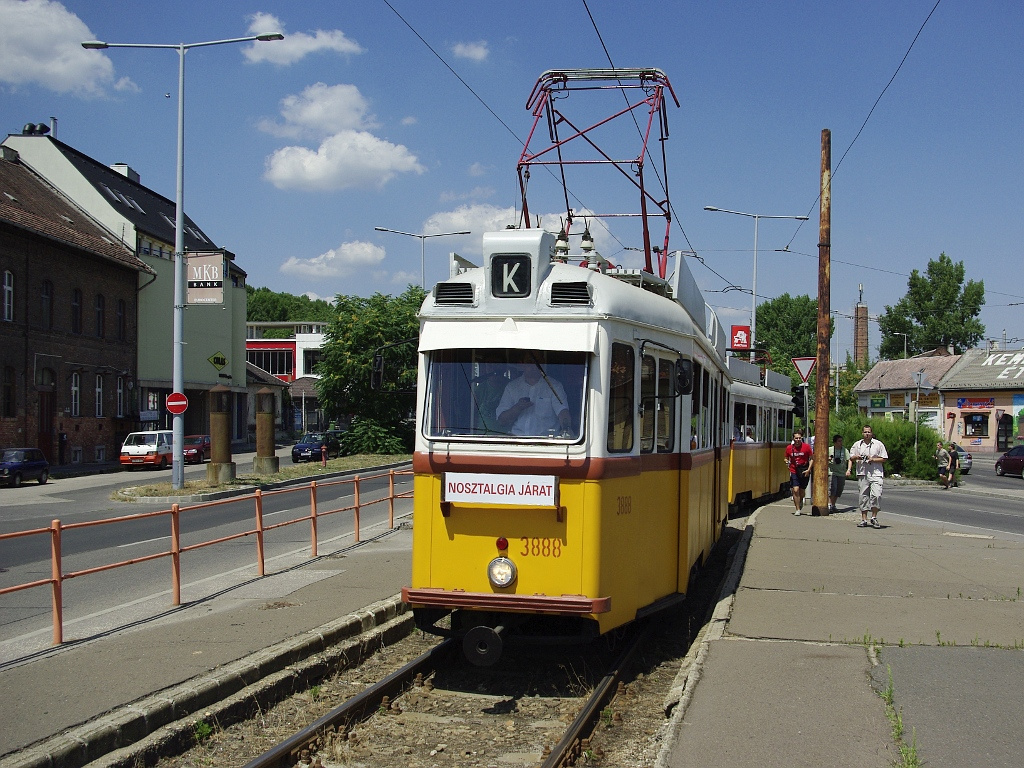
left=166, top=392, right=189, bottom=415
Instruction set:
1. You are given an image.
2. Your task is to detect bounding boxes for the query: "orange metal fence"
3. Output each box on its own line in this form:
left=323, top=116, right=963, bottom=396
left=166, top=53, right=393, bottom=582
left=0, top=468, right=414, bottom=646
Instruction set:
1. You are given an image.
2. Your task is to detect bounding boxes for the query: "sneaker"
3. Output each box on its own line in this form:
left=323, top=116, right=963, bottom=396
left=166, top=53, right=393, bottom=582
left=857, top=520, right=869, bottom=527
left=793, top=510, right=801, bottom=516
left=870, top=518, right=880, bottom=528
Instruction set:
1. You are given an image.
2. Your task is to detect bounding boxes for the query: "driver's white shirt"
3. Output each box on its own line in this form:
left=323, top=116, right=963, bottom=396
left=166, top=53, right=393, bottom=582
left=496, top=375, right=568, bottom=436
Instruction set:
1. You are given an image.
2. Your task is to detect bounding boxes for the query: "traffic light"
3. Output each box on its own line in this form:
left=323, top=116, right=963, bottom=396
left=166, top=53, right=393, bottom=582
left=791, top=386, right=806, bottom=419
left=370, top=353, right=384, bottom=390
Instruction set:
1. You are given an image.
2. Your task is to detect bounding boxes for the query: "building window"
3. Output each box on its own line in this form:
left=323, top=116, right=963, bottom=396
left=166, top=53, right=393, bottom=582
left=246, top=349, right=294, bottom=377
left=95, top=375, right=104, bottom=417
left=117, top=376, right=125, bottom=418
left=95, top=294, right=105, bottom=338
left=71, top=372, right=80, bottom=416
left=964, top=412, right=989, bottom=437
left=41, top=280, right=54, bottom=330
left=2, top=366, right=14, bottom=417
left=71, top=289, right=83, bottom=334
left=116, top=298, right=127, bottom=341
left=95, top=445, right=106, bottom=462
left=2, top=270, right=12, bottom=321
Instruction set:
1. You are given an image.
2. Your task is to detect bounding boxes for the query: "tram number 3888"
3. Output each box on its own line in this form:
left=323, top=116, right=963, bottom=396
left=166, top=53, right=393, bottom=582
left=617, top=496, right=633, bottom=515
left=520, top=538, right=562, bottom=557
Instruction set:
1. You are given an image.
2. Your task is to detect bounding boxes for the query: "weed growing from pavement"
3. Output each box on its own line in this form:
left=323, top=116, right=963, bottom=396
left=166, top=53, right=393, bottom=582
left=192, top=718, right=215, bottom=745
left=879, top=665, right=922, bottom=768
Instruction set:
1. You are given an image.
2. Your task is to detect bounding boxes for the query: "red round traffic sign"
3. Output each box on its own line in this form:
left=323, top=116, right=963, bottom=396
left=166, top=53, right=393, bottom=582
left=166, top=392, right=189, bottom=415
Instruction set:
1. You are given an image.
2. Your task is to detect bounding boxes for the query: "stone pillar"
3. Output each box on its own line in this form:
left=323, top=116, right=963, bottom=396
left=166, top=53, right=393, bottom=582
left=253, top=387, right=279, bottom=475
left=207, top=385, right=236, bottom=484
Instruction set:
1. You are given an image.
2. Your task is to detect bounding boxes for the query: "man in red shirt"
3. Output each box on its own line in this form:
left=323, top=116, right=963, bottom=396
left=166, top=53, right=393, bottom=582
left=785, top=430, right=814, bottom=515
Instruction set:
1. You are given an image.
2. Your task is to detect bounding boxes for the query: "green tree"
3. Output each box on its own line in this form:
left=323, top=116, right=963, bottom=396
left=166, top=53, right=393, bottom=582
left=246, top=286, right=335, bottom=337
left=316, top=286, right=426, bottom=452
left=755, top=293, right=828, bottom=385
left=877, top=253, right=984, bottom=359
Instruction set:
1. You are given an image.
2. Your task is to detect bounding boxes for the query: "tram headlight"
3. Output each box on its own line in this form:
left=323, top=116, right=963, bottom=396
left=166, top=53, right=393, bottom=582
left=487, top=556, right=517, bottom=588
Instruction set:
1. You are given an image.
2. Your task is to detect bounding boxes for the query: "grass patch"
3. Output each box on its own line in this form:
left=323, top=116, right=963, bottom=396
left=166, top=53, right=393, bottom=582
left=113, top=454, right=411, bottom=499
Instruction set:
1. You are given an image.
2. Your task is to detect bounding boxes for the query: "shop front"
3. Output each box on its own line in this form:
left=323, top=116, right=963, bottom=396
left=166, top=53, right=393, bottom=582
left=937, top=349, right=1024, bottom=453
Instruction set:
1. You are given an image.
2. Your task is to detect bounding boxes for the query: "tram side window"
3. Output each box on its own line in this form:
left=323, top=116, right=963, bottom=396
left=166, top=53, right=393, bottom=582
left=607, top=343, right=634, bottom=453
left=658, top=359, right=675, bottom=452
left=689, top=363, right=702, bottom=450
left=640, top=356, right=676, bottom=454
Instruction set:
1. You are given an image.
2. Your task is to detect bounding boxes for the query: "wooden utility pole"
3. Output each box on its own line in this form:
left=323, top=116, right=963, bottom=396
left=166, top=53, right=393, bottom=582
left=812, top=129, right=832, bottom=515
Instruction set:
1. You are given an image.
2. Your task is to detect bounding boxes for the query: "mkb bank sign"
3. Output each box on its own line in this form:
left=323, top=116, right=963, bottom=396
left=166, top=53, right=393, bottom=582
left=187, top=251, right=226, bottom=304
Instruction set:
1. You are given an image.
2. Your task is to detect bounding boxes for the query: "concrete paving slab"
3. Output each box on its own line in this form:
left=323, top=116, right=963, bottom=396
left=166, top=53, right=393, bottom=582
left=728, top=588, right=1024, bottom=648
left=662, top=637, right=893, bottom=768
left=873, top=645, right=1024, bottom=768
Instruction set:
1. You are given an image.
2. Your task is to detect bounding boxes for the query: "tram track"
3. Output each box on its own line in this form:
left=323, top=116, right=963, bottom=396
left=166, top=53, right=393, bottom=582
left=148, top=520, right=744, bottom=768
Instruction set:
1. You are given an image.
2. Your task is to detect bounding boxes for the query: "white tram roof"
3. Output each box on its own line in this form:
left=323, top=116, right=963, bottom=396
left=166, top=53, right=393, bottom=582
left=419, top=229, right=726, bottom=358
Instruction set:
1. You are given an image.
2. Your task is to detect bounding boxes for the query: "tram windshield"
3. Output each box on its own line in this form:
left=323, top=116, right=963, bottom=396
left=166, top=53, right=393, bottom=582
left=424, top=348, right=587, bottom=441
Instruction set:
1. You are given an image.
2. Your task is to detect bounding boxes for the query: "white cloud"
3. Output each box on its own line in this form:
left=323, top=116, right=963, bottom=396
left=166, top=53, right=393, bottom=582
left=0, top=0, right=122, bottom=96
left=451, top=40, right=488, bottom=62
left=264, top=130, right=425, bottom=191
left=400, top=116, right=417, bottom=126
left=468, top=162, right=488, bottom=177
left=244, top=12, right=363, bottom=65
left=259, top=83, right=375, bottom=139
left=423, top=204, right=519, bottom=240
left=439, top=186, right=495, bottom=203
left=280, top=240, right=386, bottom=278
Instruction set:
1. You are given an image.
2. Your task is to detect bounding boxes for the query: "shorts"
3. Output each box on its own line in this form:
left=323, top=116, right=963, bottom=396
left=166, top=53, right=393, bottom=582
left=790, top=470, right=810, bottom=489
left=938, top=467, right=948, bottom=477
left=829, top=473, right=846, bottom=497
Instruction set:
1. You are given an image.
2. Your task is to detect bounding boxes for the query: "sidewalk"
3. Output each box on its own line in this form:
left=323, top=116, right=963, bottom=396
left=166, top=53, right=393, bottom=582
left=657, top=502, right=1024, bottom=768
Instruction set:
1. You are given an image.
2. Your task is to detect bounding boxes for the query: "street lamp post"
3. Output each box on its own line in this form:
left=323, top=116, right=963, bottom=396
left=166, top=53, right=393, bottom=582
left=83, top=32, right=283, bottom=490
left=703, top=206, right=809, bottom=349
left=374, top=227, right=471, bottom=288
left=894, top=332, right=909, bottom=358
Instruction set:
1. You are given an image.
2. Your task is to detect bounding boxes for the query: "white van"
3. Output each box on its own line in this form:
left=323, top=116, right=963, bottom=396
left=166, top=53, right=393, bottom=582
left=120, top=430, right=173, bottom=470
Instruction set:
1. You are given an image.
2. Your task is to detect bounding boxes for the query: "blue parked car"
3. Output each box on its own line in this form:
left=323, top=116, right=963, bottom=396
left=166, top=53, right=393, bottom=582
left=0, top=447, right=50, bottom=487
left=291, top=432, right=342, bottom=463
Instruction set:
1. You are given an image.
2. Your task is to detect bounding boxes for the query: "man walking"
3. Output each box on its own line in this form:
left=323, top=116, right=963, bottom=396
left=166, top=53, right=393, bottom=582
left=827, top=434, right=848, bottom=512
left=847, top=425, right=888, bottom=528
left=785, top=430, right=814, bottom=515
left=934, top=441, right=951, bottom=489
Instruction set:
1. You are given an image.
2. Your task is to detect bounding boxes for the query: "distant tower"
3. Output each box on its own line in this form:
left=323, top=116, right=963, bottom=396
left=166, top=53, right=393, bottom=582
left=853, top=283, right=869, bottom=370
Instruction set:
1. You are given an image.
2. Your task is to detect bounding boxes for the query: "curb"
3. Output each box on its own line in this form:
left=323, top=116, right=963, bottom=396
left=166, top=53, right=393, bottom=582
left=0, top=595, right=412, bottom=768
left=653, top=507, right=762, bottom=768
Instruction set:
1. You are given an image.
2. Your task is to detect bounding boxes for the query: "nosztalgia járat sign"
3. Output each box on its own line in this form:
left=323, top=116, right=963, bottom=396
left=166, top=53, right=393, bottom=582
left=187, top=252, right=225, bottom=304
left=443, top=473, right=558, bottom=507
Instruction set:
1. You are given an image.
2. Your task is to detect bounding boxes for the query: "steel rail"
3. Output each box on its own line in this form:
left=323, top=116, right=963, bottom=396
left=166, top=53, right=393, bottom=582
left=540, top=622, right=650, bottom=768
left=240, top=638, right=455, bottom=768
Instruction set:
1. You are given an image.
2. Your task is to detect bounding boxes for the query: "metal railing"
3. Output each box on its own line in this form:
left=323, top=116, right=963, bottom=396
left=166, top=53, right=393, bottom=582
left=0, top=468, right=413, bottom=645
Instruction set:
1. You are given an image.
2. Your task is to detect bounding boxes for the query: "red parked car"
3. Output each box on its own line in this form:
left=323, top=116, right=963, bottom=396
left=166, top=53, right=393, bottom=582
left=995, top=446, right=1024, bottom=477
left=183, top=435, right=211, bottom=464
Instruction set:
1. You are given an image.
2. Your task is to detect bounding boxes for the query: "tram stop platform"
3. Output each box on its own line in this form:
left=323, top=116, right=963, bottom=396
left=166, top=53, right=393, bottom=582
left=657, top=500, right=1024, bottom=768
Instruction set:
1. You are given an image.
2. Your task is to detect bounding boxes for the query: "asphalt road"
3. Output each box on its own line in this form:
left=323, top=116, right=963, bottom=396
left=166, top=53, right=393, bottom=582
left=0, top=451, right=413, bottom=662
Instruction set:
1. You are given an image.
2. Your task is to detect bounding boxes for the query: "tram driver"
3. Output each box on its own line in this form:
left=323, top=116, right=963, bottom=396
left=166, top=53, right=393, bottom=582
left=496, top=353, right=572, bottom=437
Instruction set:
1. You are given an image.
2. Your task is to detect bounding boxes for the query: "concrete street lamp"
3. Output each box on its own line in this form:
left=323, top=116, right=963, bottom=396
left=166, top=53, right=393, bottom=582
left=374, top=227, right=471, bottom=288
left=703, top=206, right=809, bottom=349
left=83, top=33, right=283, bottom=489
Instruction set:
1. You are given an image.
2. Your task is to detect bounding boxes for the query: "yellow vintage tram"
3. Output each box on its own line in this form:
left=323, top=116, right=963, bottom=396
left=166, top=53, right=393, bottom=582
left=399, top=69, right=792, bottom=663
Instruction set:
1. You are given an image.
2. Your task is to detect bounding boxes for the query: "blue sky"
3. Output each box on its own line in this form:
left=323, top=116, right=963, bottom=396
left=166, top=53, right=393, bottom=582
left=1, top=0, right=1021, bottom=362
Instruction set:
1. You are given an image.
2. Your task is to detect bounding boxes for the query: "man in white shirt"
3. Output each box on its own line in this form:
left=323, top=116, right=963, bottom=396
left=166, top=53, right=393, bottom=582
left=496, top=360, right=571, bottom=436
left=847, top=425, right=888, bottom=528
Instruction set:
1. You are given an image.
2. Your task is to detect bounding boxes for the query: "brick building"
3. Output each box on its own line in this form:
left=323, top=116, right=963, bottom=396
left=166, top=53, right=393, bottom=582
left=0, top=145, right=151, bottom=463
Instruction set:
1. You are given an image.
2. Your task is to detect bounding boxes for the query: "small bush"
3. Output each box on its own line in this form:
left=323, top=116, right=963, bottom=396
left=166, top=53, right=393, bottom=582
left=340, top=416, right=407, bottom=455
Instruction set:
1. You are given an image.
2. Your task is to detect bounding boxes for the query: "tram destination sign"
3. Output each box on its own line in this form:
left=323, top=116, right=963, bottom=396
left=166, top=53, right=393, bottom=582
left=443, top=472, right=558, bottom=507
